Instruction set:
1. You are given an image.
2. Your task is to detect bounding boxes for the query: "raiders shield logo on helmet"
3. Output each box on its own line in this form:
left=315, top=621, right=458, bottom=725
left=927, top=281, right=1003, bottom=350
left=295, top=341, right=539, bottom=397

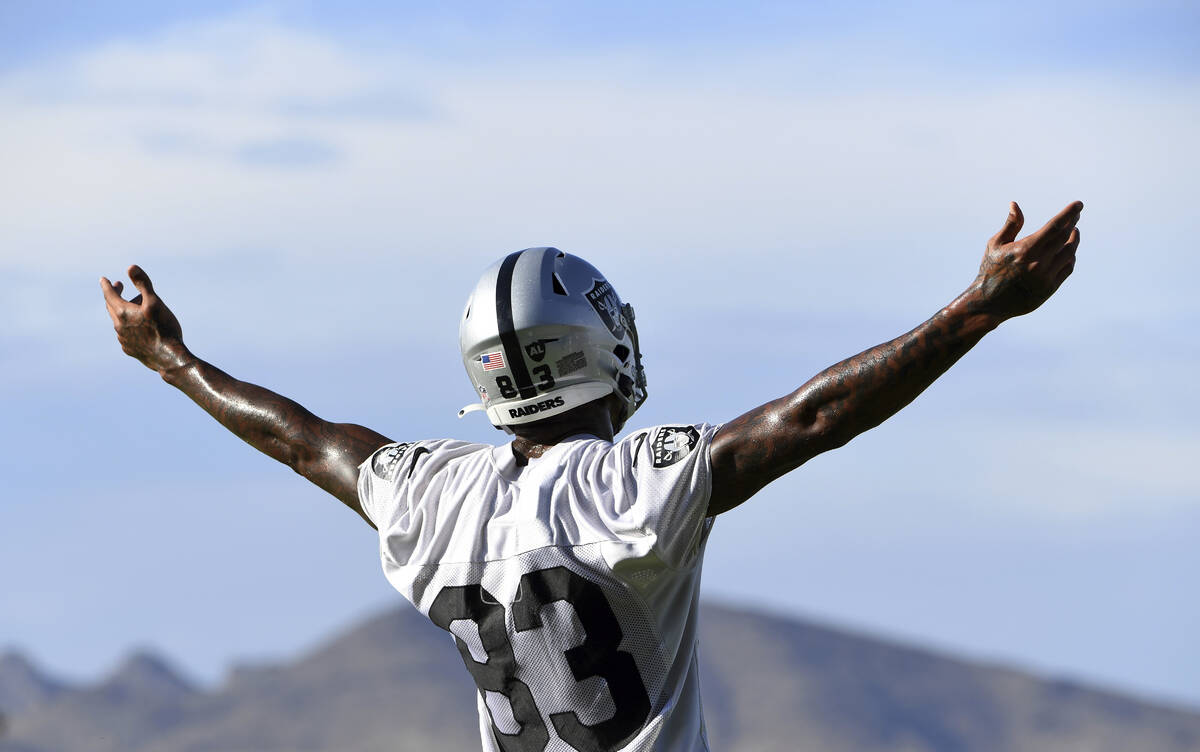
left=650, top=426, right=700, bottom=468
left=585, top=280, right=626, bottom=340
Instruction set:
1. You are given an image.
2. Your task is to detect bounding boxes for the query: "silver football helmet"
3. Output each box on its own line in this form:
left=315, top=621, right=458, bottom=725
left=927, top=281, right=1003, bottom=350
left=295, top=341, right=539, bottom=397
left=457, top=247, right=648, bottom=432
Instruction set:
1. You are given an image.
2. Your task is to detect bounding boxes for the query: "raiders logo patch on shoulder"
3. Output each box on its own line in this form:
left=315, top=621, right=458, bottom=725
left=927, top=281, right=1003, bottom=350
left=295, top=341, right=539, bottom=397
left=650, top=426, right=701, bottom=468
left=371, top=443, right=412, bottom=481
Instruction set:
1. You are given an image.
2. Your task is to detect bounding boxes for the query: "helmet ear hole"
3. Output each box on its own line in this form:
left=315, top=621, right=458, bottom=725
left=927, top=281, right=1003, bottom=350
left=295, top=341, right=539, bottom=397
left=617, top=373, right=634, bottom=397
left=613, top=344, right=630, bottom=362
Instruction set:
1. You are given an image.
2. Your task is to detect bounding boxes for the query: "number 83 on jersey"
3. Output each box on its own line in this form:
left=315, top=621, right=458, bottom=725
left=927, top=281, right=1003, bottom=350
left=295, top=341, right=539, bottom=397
left=430, top=566, right=653, bottom=752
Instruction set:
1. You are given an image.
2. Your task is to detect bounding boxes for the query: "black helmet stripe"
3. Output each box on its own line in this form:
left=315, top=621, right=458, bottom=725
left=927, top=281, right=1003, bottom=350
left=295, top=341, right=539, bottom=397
left=495, top=250, right=539, bottom=400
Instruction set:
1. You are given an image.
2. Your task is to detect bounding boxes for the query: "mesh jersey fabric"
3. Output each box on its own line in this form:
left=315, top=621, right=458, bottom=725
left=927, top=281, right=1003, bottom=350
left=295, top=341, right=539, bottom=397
left=357, top=423, right=720, bottom=752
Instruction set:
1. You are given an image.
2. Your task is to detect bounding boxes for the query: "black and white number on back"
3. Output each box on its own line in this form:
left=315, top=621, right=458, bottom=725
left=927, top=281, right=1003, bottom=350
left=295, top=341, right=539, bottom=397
left=430, top=567, right=652, bottom=752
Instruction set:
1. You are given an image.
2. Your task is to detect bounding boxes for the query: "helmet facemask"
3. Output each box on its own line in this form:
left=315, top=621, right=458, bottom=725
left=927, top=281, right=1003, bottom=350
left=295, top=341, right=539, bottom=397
left=614, top=302, right=648, bottom=428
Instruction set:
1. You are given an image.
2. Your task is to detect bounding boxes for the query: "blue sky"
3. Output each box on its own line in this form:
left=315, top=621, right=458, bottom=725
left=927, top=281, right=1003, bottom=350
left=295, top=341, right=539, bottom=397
left=2, top=0, right=1198, bottom=710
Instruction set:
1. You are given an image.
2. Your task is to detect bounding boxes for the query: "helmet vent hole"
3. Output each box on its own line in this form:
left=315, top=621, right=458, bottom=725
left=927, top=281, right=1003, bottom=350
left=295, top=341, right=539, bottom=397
left=556, top=250, right=566, bottom=259
left=613, top=344, right=630, bottom=362
left=552, top=274, right=568, bottom=296
left=464, top=304, right=471, bottom=319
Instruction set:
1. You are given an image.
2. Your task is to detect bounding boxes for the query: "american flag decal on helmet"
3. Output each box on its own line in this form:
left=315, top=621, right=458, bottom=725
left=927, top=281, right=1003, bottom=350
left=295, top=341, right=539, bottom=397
left=481, top=351, right=504, bottom=371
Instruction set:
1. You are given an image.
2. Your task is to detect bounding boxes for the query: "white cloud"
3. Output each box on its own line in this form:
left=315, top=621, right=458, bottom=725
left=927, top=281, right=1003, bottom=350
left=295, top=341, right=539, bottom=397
left=0, top=9, right=1195, bottom=504
left=5, top=13, right=1198, bottom=499
left=991, top=425, right=1200, bottom=513
left=1, top=12, right=1195, bottom=314
left=4, top=12, right=1196, bottom=437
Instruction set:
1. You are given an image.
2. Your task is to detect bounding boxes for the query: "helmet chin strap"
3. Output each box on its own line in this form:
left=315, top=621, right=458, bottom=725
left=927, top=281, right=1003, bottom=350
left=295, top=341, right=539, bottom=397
left=457, top=402, right=515, bottom=434
left=457, top=402, right=487, bottom=418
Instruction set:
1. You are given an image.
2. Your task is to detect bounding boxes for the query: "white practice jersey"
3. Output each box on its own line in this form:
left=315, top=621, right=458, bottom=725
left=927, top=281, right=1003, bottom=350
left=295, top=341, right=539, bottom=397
left=358, top=423, right=719, bottom=752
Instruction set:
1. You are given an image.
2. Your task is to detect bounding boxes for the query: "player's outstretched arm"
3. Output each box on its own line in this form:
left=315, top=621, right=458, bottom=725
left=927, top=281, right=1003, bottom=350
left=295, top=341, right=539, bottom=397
left=100, top=265, right=391, bottom=528
left=707, top=201, right=1083, bottom=516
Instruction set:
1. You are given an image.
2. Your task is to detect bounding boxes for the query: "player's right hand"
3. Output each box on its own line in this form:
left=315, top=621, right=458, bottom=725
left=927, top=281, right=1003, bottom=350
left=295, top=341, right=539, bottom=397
left=975, top=200, right=1083, bottom=320
left=101, top=265, right=189, bottom=374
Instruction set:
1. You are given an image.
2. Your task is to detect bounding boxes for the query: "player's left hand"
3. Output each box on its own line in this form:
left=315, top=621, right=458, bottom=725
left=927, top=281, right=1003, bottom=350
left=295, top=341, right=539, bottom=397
left=975, top=200, right=1082, bottom=320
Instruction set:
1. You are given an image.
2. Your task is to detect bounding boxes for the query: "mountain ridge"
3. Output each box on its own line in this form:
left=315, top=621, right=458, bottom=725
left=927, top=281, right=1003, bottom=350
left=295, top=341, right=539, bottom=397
left=2, top=602, right=1198, bottom=751
left=0, top=651, right=65, bottom=716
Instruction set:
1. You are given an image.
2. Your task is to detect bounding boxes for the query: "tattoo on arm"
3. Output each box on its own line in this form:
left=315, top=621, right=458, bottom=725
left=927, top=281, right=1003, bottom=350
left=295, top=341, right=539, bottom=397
left=708, top=286, right=1001, bottom=515
left=162, top=352, right=391, bottom=527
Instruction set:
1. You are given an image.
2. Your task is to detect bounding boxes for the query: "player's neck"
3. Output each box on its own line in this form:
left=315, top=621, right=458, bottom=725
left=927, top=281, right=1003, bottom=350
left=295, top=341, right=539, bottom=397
left=510, top=399, right=616, bottom=464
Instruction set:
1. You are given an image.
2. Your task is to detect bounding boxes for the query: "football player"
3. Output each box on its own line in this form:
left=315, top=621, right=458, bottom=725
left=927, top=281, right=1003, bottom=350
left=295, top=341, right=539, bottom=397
left=101, top=200, right=1081, bottom=751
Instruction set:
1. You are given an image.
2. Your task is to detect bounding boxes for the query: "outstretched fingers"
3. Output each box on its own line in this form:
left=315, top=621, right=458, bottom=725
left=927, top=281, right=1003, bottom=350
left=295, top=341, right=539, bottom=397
left=100, top=276, right=133, bottom=326
left=989, top=201, right=1025, bottom=247
left=1049, top=227, right=1080, bottom=276
left=1064, top=225, right=1081, bottom=254
left=128, top=264, right=157, bottom=301
left=100, top=276, right=123, bottom=303
left=1032, top=201, right=1084, bottom=246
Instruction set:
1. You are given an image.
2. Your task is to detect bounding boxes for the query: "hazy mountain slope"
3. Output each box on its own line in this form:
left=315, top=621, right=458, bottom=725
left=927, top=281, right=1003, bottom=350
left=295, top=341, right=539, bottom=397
left=4, top=651, right=199, bottom=752
left=3, top=602, right=1198, bottom=752
left=699, top=603, right=1200, bottom=752
left=138, top=607, right=480, bottom=752
left=0, top=652, right=65, bottom=715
